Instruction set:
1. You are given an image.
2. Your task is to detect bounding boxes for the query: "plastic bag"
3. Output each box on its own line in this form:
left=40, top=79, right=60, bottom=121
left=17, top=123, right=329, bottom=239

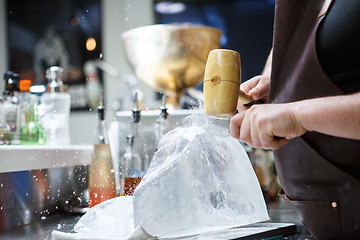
left=133, top=114, right=269, bottom=238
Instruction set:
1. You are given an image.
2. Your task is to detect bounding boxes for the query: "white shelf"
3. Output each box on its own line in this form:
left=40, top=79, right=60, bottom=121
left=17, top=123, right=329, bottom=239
left=0, top=145, right=93, bottom=173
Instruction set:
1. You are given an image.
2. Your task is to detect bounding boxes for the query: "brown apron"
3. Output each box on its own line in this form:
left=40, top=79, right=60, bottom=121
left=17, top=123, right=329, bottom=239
left=269, top=0, right=360, bottom=239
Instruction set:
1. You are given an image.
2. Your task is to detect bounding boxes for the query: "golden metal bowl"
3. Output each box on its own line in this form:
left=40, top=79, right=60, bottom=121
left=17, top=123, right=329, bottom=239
left=121, top=24, right=222, bottom=107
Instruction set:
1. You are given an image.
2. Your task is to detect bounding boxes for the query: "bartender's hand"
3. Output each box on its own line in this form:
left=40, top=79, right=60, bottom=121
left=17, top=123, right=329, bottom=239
left=238, top=75, right=270, bottom=110
left=231, top=92, right=360, bottom=149
left=230, top=102, right=307, bottom=149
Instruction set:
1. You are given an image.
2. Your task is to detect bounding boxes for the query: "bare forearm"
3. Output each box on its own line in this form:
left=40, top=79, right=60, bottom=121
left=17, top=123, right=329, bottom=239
left=293, top=92, right=360, bottom=140
left=262, top=48, right=272, bottom=78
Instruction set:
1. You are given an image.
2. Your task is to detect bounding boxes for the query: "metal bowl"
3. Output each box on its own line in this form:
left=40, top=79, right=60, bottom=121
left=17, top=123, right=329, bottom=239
left=121, top=24, right=222, bottom=107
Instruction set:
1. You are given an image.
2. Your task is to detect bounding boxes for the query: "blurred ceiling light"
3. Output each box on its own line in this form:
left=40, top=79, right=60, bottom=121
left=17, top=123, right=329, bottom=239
left=86, top=37, right=96, bottom=51
left=155, top=2, right=186, bottom=14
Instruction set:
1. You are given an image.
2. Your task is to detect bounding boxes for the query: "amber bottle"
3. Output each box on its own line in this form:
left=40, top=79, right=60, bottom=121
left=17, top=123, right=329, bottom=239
left=88, top=93, right=116, bottom=207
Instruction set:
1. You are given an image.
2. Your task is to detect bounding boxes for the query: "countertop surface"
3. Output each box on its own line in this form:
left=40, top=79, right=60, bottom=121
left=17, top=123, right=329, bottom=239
left=0, top=145, right=93, bottom=173
left=0, top=199, right=315, bottom=240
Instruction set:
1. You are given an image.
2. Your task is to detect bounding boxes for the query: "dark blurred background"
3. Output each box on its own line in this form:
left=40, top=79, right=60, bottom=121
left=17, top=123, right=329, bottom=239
left=154, top=0, right=275, bottom=83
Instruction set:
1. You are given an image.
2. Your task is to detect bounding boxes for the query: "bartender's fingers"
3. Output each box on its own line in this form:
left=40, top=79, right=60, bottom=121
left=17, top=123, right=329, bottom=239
left=258, top=131, right=289, bottom=150
left=240, top=75, right=261, bottom=94
left=238, top=111, right=287, bottom=150
left=241, top=75, right=270, bottom=101
left=230, top=111, right=244, bottom=140
left=231, top=104, right=295, bottom=150
left=230, top=111, right=265, bottom=148
left=248, top=75, right=270, bottom=101
left=239, top=111, right=255, bottom=145
left=230, top=111, right=260, bottom=147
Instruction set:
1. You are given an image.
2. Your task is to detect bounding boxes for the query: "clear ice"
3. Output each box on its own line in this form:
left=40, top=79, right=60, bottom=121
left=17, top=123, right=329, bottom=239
left=134, top=114, right=269, bottom=237
left=52, top=196, right=135, bottom=240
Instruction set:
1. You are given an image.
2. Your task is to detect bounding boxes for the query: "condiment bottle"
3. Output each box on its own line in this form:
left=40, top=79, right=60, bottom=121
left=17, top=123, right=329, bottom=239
left=154, top=92, right=170, bottom=147
left=88, top=92, right=116, bottom=207
left=121, top=135, right=142, bottom=196
left=130, top=91, right=149, bottom=173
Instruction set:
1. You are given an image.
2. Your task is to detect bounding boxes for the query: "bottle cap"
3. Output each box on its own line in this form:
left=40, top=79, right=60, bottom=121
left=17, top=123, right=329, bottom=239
left=132, top=91, right=141, bottom=123
left=3, top=71, right=14, bottom=81
left=159, top=92, right=168, bottom=119
left=3, top=71, right=20, bottom=94
left=46, top=66, right=65, bottom=92
left=126, top=135, right=135, bottom=146
left=96, top=90, right=105, bottom=122
left=20, top=80, right=32, bottom=92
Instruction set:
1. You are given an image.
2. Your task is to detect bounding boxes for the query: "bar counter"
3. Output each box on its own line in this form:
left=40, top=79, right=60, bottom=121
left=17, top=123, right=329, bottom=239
left=0, top=198, right=314, bottom=240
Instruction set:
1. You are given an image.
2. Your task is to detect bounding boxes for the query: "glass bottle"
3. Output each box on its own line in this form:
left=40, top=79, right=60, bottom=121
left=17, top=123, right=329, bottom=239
left=84, top=60, right=102, bottom=110
left=1, top=71, right=21, bottom=144
left=154, top=93, right=170, bottom=147
left=19, top=79, right=33, bottom=128
left=130, top=91, right=149, bottom=173
left=121, top=135, right=142, bottom=196
left=39, top=66, right=71, bottom=145
left=20, top=95, right=47, bottom=145
left=88, top=92, right=116, bottom=208
left=0, top=99, right=10, bottom=145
